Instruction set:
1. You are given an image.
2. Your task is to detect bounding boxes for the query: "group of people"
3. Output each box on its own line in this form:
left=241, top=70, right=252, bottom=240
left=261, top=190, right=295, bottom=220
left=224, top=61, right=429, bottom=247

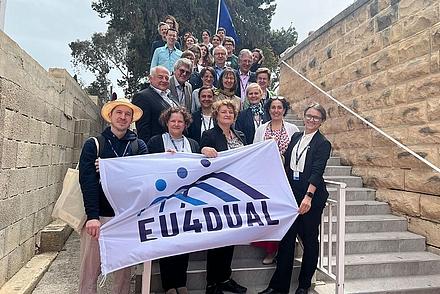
left=78, top=14, right=332, bottom=294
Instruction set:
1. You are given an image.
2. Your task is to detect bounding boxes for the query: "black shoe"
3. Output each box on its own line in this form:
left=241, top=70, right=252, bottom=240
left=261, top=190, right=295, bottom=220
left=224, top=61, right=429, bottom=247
left=206, top=284, right=223, bottom=294
left=258, top=287, right=287, bottom=294
left=295, top=288, right=309, bottom=294
left=218, top=279, right=247, bottom=293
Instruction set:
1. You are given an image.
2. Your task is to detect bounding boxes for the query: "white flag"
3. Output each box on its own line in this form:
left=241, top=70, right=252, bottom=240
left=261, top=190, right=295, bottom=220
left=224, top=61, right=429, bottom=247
left=98, top=140, right=298, bottom=275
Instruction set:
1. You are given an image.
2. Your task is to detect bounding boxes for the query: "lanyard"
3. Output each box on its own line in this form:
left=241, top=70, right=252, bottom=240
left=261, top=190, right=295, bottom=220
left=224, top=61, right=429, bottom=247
left=254, top=114, right=262, bottom=127
left=107, top=139, right=130, bottom=157
left=169, top=133, right=185, bottom=152
left=201, top=116, right=212, bottom=131
left=295, top=135, right=309, bottom=166
left=240, top=75, right=249, bottom=96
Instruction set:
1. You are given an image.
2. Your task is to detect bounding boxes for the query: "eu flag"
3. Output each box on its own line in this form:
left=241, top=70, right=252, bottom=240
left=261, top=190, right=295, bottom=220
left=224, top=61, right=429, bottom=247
left=217, top=0, right=240, bottom=44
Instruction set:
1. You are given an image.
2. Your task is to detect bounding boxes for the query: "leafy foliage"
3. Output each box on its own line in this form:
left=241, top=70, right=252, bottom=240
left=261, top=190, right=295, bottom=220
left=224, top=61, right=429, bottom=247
left=70, top=0, right=297, bottom=97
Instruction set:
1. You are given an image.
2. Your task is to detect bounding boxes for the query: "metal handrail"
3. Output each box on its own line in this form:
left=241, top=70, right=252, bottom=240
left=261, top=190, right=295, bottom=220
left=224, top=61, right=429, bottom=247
left=281, top=60, right=440, bottom=174
left=317, top=180, right=346, bottom=294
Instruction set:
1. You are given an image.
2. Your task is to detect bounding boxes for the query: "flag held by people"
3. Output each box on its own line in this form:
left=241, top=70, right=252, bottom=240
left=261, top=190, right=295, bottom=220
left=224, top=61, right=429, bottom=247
left=98, top=140, right=298, bottom=275
left=217, top=0, right=240, bottom=44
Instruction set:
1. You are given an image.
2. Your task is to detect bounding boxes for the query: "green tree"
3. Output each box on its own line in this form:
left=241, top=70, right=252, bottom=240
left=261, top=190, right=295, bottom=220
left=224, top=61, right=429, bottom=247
left=70, top=0, right=297, bottom=96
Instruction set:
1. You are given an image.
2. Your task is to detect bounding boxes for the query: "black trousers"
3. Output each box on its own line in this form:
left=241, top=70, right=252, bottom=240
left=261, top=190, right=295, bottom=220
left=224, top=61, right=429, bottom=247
left=206, top=245, right=235, bottom=285
left=269, top=205, right=324, bottom=292
left=159, top=253, right=190, bottom=290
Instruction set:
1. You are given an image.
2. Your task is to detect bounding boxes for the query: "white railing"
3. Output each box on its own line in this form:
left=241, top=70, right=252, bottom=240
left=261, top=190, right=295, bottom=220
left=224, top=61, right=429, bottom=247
left=317, top=180, right=346, bottom=294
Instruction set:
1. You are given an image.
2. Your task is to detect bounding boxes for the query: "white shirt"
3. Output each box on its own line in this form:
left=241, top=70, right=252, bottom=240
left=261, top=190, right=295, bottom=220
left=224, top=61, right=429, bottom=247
left=200, top=114, right=214, bottom=136
left=162, top=133, right=192, bottom=153
left=151, top=86, right=177, bottom=107
left=290, top=130, right=318, bottom=172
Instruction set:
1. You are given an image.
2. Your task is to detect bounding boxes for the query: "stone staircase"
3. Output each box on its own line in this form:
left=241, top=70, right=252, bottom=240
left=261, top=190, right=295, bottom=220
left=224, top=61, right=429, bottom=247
left=135, top=115, right=440, bottom=294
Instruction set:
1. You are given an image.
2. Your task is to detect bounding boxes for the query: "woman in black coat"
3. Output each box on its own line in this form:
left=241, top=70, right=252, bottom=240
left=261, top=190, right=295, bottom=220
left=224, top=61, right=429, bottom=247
left=147, top=106, right=199, bottom=294
left=235, top=83, right=269, bottom=145
left=200, top=100, right=247, bottom=294
left=187, top=86, right=215, bottom=144
left=259, top=103, right=332, bottom=294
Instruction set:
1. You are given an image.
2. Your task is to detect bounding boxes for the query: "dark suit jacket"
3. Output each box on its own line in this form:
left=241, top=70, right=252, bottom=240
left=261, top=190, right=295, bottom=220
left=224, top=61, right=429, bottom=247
left=147, top=134, right=200, bottom=154
left=284, top=130, right=332, bottom=209
left=169, top=76, right=193, bottom=111
left=200, top=124, right=247, bottom=152
left=235, top=108, right=269, bottom=144
left=234, top=70, right=256, bottom=98
left=132, top=86, right=171, bottom=144
left=187, top=110, right=204, bottom=144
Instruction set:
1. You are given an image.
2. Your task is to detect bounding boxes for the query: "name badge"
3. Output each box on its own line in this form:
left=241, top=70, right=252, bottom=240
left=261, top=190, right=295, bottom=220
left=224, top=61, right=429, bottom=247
left=293, top=171, right=300, bottom=181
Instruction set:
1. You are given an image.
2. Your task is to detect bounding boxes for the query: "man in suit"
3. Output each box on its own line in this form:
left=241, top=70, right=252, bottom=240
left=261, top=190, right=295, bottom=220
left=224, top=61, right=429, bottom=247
left=132, top=66, right=178, bottom=144
left=235, top=49, right=256, bottom=102
left=168, top=58, right=193, bottom=111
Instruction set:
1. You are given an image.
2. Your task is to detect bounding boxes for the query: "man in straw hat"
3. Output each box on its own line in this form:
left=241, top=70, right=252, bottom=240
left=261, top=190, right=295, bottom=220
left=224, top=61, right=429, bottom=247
left=78, top=98, right=148, bottom=293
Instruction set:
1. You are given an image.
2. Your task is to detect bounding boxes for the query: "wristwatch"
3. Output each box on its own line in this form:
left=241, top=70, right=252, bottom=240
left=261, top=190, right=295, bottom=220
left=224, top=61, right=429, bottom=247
left=305, top=191, right=314, bottom=198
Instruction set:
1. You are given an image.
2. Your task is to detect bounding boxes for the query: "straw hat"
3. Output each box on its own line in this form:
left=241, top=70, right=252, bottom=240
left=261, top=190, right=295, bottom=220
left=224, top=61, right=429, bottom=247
left=101, top=98, right=143, bottom=123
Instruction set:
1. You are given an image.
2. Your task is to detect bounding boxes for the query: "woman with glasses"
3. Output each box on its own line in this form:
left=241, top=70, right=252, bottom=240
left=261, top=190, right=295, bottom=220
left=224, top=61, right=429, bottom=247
left=235, top=83, right=269, bottom=144
left=200, top=100, right=247, bottom=294
left=259, top=102, right=331, bottom=294
left=252, top=96, right=299, bottom=264
left=191, top=67, right=216, bottom=113
left=147, top=107, right=200, bottom=294
left=215, top=67, right=241, bottom=111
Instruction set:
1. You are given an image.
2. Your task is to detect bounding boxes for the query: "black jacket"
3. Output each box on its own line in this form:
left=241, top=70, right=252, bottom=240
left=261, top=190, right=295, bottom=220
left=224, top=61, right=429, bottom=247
left=147, top=134, right=200, bottom=154
left=187, top=110, right=206, bottom=144
left=79, top=127, right=148, bottom=220
left=234, top=70, right=256, bottom=98
left=235, top=108, right=269, bottom=144
left=132, top=86, right=172, bottom=144
left=284, top=130, right=331, bottom=209
left=200, top=124, right=247, bottom=152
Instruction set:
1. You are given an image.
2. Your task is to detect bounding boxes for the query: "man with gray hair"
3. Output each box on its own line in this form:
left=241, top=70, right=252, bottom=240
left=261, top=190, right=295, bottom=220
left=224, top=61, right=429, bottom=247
left=169, top=58, right=193, bottom=111
left=133, top=66, right=178, bottom=143
left=213, top=45, right=228, bottom=80
left=235, top=49, right=256, bottom=100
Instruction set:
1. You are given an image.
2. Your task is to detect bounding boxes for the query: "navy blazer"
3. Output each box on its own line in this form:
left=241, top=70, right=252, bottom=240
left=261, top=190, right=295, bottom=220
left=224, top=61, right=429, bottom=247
left=132, top=86, right=171, bottom=144
left=235, top=108, right=269, bottom=144
left=234, top=70, right=256, bottom=98
left=200, top=124, right=247, bottom=152
left=284, top=130, right=332, bottom=209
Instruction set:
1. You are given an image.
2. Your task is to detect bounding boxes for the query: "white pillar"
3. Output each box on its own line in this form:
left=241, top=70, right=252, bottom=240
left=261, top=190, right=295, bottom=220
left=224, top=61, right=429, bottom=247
left=0, top=0, right=6, bottom=31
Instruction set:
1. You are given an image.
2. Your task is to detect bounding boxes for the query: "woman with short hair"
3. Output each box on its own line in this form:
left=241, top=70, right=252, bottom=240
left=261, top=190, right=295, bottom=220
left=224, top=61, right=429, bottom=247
left=215, top=67, right=241, bottom=111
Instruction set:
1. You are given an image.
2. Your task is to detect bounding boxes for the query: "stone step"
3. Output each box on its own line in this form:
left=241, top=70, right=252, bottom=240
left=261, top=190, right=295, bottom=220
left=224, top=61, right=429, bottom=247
left=322, top=231, right=426, bottom=255
left=328, top=187, right=376, bottom=201
left=324, top=165, right=352, bottom=176
left=324, top=175, right=363, bottom=187
left=336, top=274, right=440, bottom=294
left=323, top=200, right=390, bottom=216
left=320, top=251, right=440, bottom=280
left=327, top=157, right=341, bottom=166
left=323, top=214, right=408, bottom=233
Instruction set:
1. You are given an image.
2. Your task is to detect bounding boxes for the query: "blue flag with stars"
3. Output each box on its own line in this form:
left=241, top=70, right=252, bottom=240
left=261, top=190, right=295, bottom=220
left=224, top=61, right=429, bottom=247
left=218, top=0, right=240, bottom=44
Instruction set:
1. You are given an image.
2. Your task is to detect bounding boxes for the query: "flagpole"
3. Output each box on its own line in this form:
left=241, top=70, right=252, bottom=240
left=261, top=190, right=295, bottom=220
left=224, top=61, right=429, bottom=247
left=216, top=0, right=221, bottom=32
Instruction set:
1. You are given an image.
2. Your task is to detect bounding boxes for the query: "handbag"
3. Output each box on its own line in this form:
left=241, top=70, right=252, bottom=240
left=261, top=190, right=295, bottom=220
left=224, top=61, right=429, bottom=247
left=52, top=137, right=99, bottom=233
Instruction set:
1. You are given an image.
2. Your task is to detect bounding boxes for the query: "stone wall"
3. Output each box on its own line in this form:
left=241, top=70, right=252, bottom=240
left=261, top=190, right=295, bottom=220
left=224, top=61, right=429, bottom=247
left=280, top=0, right=440, bottom=248
left=0, top=31, right=103, bottom=287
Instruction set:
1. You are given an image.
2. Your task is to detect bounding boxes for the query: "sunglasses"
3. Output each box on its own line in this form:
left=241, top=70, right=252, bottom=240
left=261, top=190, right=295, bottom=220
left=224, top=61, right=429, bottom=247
left=178, top=68, right=191, bottom=76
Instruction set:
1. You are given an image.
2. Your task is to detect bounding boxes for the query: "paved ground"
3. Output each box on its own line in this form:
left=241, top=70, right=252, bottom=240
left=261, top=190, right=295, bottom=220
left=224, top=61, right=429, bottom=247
left=32, top=233, right=137, bottom=294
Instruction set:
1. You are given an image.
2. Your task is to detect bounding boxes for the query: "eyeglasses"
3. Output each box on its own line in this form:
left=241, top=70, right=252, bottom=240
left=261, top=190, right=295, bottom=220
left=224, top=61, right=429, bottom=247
left=304, top=114, right=322, bottom=122
left=178, top=68, right=191, bottom=76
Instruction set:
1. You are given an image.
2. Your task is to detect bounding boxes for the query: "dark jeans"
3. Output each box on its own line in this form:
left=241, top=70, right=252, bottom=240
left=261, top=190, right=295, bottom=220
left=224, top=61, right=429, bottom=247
left=269, top=205, right=325, bottom=292
left=159, top=253, right=190, bottom=290
left=206, top=245, right=235, bottom=284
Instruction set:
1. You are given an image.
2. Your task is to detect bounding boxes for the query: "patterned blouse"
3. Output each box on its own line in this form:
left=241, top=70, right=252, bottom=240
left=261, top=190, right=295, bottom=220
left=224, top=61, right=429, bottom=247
left=263, top=123, right=290, bottom=155
left=227, top=136, right=244, bottom=150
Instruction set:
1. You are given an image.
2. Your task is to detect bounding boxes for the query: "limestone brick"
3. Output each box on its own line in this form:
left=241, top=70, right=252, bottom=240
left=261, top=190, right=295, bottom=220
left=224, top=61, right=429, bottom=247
left=420, top=194, right=440, bottom=222
left=387, top=55, right=431, bottom=84
left=1, top=139, right=17, bottom=169
left=345, top=6, right=369, bottom=32
left=0, top=229, right=4, bottom=259
left=7, top=244, right=24, bottom=279
left=405, top=168, right=440, bottom=195
left=401, top=5, right=440, bottom=39
left=398, top=30, right=430, bottom=63
left=353, top=71, right=388, bottom=97
left=376, top=189, right=420, bottom=216
left=371, top=126, right=408, bottom=147
left=432, top=22, right=440, bottom=51
left=375, top=3, right=399, bottom=32
left=383, top=101, right=428, bottom=127
left=332, top=129, right=372, bottom=149
left=393, top=145, right=439, bottom=169
left=354, top=19, right=375, bottom=43
left=4, top=221, right=20, bottom=256
left=364, top=167, right=405, bottom=189
left=427, top=97, right=440, bottom=122
left=389, top=21, right=403, bottom=44
left=7, top=169, right=25, bottom=197
left=19, top=215, right=34, bottom=245
left=16, top=142, right=31, bottom=168
left=406, top=122, right=440, bottom=145
left=406, top=74, right=440, bottom=102
left=370, top=45, right=399, bottom=73
left=0, top=257, right=7, bottom=288
left=398, top=0, right=438, bottom=19
left=408, top=217, right=440, bottom=247
left=431, top=50, right=439, bottom=73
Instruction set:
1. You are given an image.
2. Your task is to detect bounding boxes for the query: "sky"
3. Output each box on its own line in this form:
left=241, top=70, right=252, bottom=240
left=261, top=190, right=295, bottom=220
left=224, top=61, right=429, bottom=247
left=4, top=0, right=355, bottom=96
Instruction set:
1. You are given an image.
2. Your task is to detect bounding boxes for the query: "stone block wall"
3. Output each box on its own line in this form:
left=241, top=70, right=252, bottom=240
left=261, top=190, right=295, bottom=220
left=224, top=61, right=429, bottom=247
left=280, top=0, right=440, bottom=248
left=0, top=31, right=103, bottom=287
